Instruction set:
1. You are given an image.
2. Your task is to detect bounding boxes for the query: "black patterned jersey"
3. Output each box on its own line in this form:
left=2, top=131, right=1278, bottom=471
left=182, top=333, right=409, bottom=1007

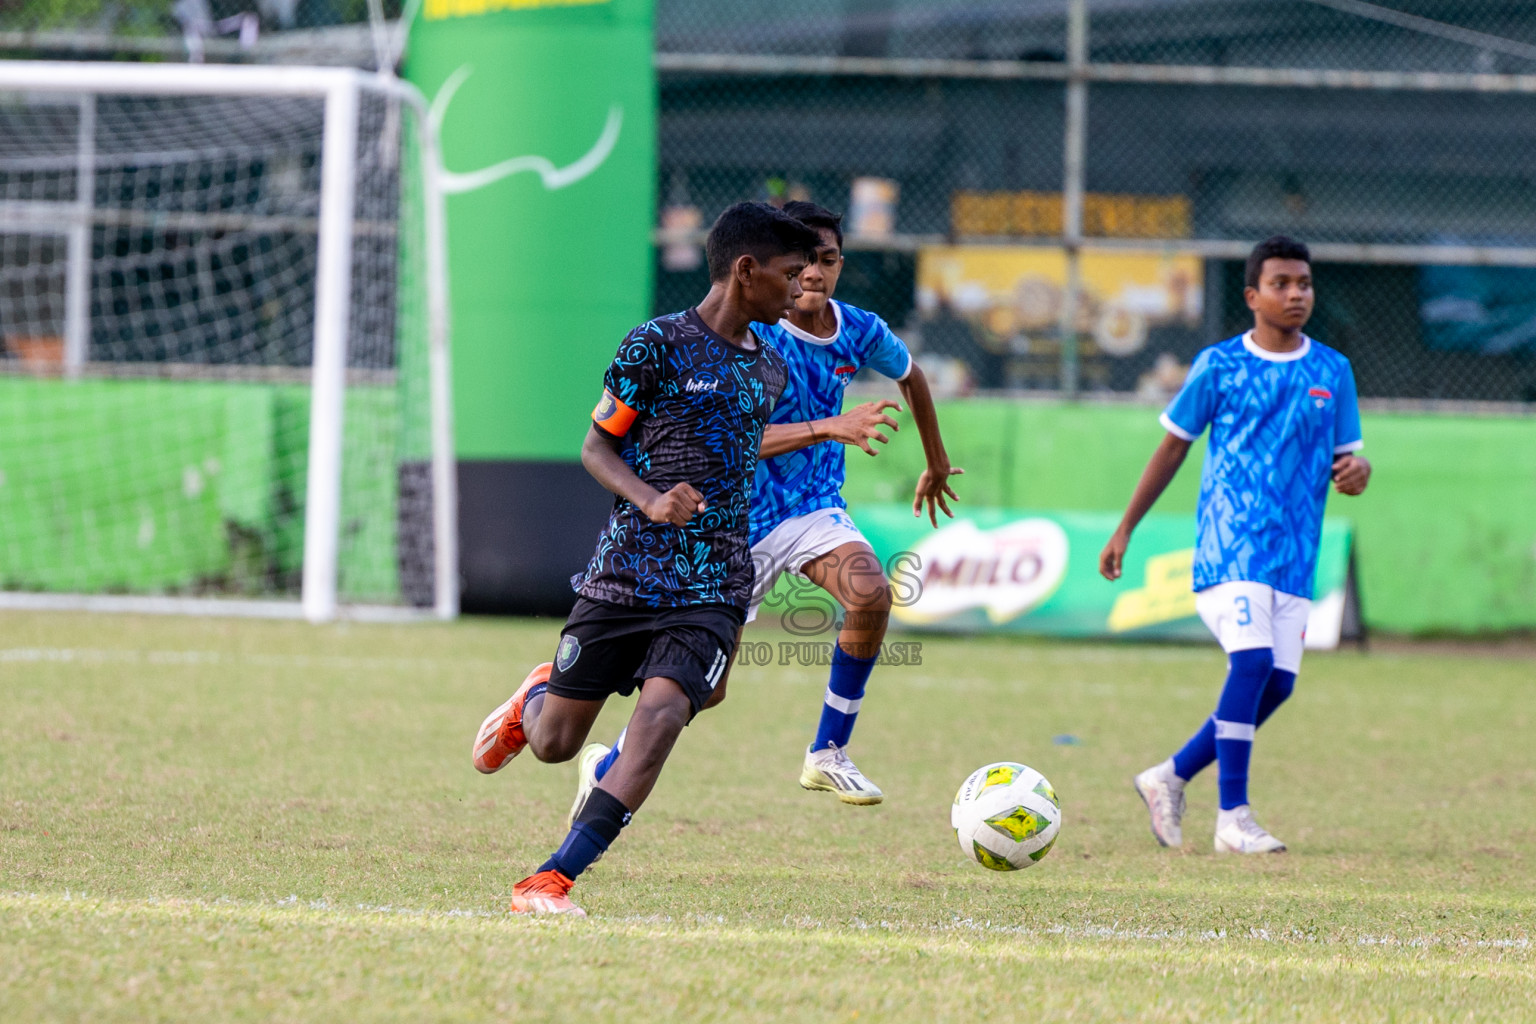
left=572, top=308, right=788, bottom=610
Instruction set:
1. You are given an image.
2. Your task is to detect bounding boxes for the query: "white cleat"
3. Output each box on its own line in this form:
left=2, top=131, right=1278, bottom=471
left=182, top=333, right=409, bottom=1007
left=1214, top=805, right=1288, bottom=854
left=1133, top=762, right=1186, bottom=848
left=800, top=743, right=883, bottom=805
left=566, top=742, right=610, bottom=829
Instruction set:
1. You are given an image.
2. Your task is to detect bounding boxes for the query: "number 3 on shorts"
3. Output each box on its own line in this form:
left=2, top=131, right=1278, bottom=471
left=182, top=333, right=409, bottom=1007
left=1234, top=595, right=1252, bottom=626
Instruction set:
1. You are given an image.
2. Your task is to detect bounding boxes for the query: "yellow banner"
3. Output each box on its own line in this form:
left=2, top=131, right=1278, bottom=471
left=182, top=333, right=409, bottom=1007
left=952, top=190, right=1191, bottom=239
left=424, top=0, right=610, bottom=20
left=916, top=245, right=1202, bottom=357
left=1107, top=549, right=1198, bottom=632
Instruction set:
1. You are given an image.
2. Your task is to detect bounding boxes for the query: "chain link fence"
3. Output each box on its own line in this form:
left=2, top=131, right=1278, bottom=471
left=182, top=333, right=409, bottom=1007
left=659, top=0, right=1536, bottom=69
left=1, top=0, right=399, bottom=64
left=656, top=0, right=1536, bottom=404
left=6, top=0, right=1536, bottom=402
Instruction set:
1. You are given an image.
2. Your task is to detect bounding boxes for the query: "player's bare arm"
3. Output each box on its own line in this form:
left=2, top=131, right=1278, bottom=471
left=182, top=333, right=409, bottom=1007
left=1332, top=453, right=1371, bottom=495
left=759, top=398, right=902, bottom=458
left=581, top=424, right=706, bottom=526
left=1100, top=433, right=1193, bottom=580
left=897, top=361, right=964, bottom=527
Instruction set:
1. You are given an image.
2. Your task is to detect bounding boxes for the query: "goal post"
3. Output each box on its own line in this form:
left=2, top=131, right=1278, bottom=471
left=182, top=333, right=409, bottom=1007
left=0, top=61, right=457, bottom=622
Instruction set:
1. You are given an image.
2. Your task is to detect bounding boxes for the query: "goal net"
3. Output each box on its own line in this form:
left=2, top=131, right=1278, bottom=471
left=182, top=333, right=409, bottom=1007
left=0, top=63, right=455, bottom=621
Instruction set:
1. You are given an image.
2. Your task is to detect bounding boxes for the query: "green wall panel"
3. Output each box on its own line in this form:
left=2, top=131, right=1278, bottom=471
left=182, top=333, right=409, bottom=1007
left=405, top=0, right=657, bottom=461
left=0, top=379, right=400, bottom=602
left=3, top=376, right=1529, bottom=629
left=843, top=398, right=1535, bottom=634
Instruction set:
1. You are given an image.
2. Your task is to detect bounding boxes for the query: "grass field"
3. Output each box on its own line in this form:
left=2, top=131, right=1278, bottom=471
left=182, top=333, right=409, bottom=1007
left=1, top=611, right=1531, bottom=1022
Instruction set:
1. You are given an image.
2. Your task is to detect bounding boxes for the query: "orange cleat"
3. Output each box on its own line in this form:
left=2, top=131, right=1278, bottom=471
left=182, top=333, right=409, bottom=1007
left=509, top=869, right=585, bottom=916
left=472, top=662, right=552, bottom=774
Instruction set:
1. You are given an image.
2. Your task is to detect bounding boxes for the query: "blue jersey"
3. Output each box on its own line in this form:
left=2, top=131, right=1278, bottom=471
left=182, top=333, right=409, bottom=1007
left=573, top=309, right=788, bottom=610
left=747, top=301, right=913, bottom=546
left=1161, top=332, right=1363, bottom=599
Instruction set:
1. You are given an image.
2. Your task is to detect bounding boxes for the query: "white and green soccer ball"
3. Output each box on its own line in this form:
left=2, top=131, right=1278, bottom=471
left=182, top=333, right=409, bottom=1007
left=951, top=762, right=1061, bottom=871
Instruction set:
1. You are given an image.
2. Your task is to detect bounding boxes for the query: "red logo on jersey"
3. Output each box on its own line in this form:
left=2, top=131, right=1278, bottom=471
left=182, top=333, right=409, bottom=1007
left=1308, top=386, right=1332, bottom=399
left=834, top=365, right=857, bottom=375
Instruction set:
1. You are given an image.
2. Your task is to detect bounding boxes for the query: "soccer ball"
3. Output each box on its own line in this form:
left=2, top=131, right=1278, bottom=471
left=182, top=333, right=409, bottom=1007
left=951, top=762, right=1061, bottom=871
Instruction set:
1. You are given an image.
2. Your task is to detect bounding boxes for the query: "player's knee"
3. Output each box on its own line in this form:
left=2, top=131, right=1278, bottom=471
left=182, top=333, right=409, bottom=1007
left=1230, top=646, right=1275, bottom=679
left=627, top=697, right=690, bottom=760
left=529, top=728, right=583, bottom=764
left=1267, top=668, right=1296, bottom=705
left=842, top=581, right=892, bottom=621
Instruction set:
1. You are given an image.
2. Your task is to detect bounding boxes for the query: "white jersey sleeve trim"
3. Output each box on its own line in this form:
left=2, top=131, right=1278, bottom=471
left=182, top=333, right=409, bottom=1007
left=893, top=349, right=914, bottom=382
left=1159, top=411, right=1198, bottom=441
left=1334, top=440, right=1364, bottom=454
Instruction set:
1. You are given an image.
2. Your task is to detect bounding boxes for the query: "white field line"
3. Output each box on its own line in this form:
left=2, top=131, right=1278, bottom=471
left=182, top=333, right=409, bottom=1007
left=1, top=891, right=1528, bottom=954
left=0, top=646, right=507, bottom=673
left=3, top=645, right=1170, bottom=679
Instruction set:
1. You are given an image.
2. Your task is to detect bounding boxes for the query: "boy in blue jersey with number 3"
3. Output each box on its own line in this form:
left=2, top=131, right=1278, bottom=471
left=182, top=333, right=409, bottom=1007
left=1101, top=236, right=1372, bottom=855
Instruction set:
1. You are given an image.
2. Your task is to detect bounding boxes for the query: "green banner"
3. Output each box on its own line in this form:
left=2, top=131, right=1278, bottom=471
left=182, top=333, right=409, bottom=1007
left=766, top=505, right=1352, bottom=646
left=0, top=378, right=400, bottom=601
left=405, top=0, right=656, bottom=460
left=842, top=401, right=1536, bottom=634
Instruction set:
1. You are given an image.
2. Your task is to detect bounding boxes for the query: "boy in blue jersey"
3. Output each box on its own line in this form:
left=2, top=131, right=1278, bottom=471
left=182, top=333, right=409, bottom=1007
left=1100, top=236, right=1372, bottom=854
left=574, top=201, right=961, bottom=812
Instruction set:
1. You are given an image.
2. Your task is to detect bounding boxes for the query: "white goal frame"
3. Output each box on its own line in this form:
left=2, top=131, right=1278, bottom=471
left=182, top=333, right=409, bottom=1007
left=0, top=60, right=457, bottom=623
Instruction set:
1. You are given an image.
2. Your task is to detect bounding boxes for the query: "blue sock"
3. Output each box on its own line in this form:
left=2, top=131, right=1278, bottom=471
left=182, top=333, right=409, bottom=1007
left=1171, top=718, right=1216, bottom=782
left=812, top=644, right=877, bottom=751
left=1171, top=667, right=1297, bottom=781
left=537, top=823, right=610, bottom=880
left=537, top=788, right=630, bottom=880
left=592, top=727, right=625, bottom=783
left=1213, top=647, right=1275, bottom=810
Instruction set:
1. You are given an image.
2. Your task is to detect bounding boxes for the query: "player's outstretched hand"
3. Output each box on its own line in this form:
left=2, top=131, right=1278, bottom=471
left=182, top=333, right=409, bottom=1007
left=912, top=464, right=964, bottom=527
left=1332, top=454, right=1371, bottom=495
left=643, top=483, right=707, bottom=526
left=1099, top=529, right=1130, bottom=581
left=825, top=399, right=902, bottom=456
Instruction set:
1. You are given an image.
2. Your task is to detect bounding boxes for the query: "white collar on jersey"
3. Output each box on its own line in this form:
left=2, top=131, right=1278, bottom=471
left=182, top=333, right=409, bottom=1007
left=1242, top=330, right=1312, bottom=362
left=776, top=299, right=843, bottom=346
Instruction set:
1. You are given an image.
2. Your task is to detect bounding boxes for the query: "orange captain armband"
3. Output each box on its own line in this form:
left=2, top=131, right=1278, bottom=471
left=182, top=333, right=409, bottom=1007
left=592, top=388, right=639, bottom=437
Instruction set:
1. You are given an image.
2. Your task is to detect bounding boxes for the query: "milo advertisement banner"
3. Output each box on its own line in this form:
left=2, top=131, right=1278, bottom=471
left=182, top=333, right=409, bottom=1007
left=766, top=506, right=1355, bottom=648
left=406, top=0, right=656, bottom=612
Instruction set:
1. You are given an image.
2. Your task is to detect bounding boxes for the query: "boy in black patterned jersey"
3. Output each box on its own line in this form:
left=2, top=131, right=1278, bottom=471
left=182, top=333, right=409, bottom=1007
left=470, top=203, right=821, bottom=915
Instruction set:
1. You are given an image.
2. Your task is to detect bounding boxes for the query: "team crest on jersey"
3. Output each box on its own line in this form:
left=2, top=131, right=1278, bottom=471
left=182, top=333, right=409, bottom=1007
left=1308, top=385, right=1332, bottom=408
left=556, top=635, right=581, bottom=672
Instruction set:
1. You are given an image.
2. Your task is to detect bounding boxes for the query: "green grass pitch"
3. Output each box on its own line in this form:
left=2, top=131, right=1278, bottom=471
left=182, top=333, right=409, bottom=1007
left=1, top=611, right=1531, bottom=1021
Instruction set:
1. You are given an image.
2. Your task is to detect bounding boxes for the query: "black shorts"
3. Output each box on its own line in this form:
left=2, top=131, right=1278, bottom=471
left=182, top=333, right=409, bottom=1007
left=545, top=597, right=744, bottom=715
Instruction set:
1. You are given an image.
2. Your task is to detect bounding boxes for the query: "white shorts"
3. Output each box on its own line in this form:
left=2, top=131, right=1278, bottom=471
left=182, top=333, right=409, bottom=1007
left=1194, top=580, right=1310, bottom=674
left=746, top=507, right=871, bottom=623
